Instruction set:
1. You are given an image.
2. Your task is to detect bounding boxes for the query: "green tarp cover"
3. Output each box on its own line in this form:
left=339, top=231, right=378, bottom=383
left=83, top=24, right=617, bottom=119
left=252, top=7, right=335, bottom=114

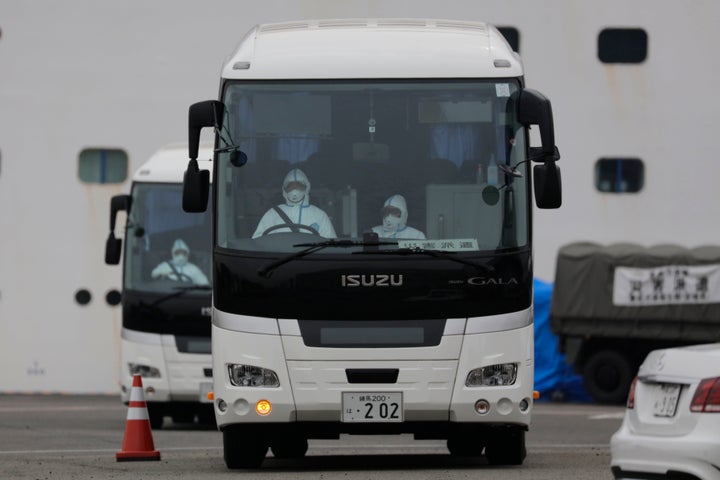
left=550, top=242, right=720, bottom=341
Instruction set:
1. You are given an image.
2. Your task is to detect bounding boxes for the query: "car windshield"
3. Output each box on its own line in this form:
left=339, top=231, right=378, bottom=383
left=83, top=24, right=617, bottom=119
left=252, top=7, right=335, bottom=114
left=124, top=183, right=212, bottom=292
left=216, top=80, right=529, bottom=254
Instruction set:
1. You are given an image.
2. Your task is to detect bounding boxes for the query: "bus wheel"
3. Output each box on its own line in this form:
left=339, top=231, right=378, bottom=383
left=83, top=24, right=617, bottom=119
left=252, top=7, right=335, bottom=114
left=171, top=412, right=195, bottom=425
left=197, top=405, right=217, bottom=428
left=270, top=435, right=308, bottom=459
left=447, top=436, right=484, bottom=457
left=485, top=429, right=526, bottom=465
left=583, top=350, right=634, bottom=404
left=147, top=404, right=164, bottom=430
left=223, top=425, right=268, bottom=469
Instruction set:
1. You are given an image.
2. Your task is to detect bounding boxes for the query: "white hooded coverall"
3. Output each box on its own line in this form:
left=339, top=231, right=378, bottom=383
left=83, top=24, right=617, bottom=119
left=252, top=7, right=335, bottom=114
left=151, top=238, right=209, bottom=285
left=372, top=194, right=426, bottom=240
left=252, top=168, right=336, bottom=239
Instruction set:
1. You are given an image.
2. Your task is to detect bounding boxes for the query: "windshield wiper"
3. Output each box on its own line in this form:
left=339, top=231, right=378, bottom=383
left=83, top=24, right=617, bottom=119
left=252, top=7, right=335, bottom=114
left=355, top=247, right=494, bottom=272
left=150, top=284, right=212, bottom=307
left=257, top=239, right=397, bottom=278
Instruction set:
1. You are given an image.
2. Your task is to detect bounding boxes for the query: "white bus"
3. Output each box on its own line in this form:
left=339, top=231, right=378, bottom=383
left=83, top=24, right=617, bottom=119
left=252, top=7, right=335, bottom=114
left=106, top=144, right=214, bottom=428
left=182, top=19, right=561, bottom=468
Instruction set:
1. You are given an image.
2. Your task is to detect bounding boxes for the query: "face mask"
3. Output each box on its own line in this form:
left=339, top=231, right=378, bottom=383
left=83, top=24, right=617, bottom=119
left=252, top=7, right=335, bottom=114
left=286, top=189, right=305, bottom=204
left=173, top=253, right=188, bottom=267
left=383, top=214, right=402, bottom=232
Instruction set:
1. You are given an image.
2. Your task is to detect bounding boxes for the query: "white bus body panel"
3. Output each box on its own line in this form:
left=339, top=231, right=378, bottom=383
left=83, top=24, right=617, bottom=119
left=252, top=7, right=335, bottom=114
left=119, top=329, right=212, bottom=404
left=118, top=143, right=214, bottom=406
left=132, top=143, right=214, bottom=184
left=224, top=19, right=521, bottom=80
left=211, top=308, right=533, bottom=429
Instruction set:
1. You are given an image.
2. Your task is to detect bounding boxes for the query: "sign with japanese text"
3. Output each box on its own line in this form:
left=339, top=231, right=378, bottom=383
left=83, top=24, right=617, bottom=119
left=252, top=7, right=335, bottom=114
left=613, top=264, right=720, bottom=306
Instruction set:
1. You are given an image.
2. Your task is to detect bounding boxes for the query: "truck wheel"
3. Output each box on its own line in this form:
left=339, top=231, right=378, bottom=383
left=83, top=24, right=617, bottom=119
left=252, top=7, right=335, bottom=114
left=485, top=429, right=526, bottom=465
left=223, top=425, right=268, bottom=469
left=583, top=350, right=634, bottom=404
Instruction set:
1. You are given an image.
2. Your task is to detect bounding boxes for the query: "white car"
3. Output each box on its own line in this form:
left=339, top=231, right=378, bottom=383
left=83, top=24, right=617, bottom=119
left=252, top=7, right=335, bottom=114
left=610, top=343, right=720, bottom=480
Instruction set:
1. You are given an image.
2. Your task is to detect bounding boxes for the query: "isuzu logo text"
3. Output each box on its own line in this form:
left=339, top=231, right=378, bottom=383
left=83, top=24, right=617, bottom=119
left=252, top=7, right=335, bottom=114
left=341, top=274, right=403, bottom=287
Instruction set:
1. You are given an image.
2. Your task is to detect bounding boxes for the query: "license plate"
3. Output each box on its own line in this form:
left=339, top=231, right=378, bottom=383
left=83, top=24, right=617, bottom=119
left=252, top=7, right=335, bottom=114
left=199, top=382, right=213, bottom=403
left=652, top=383, right=681, bottom=417
left=342, top=392, right=403, bottom=422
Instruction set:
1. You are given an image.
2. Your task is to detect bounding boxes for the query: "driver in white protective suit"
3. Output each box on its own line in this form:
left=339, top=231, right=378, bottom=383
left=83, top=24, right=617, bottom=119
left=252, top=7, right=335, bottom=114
left=151, top=238, right=209, bottom=285
left=252, top=168, right=337, bottom=238
left=372, top=194, right=426, bottom=240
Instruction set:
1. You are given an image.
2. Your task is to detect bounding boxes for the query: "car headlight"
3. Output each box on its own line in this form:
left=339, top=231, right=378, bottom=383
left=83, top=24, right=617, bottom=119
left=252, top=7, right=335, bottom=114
left=128, top=363, right=161, bottom=378
left=227, top=364, right=280, bottom=387
left=465, top=363, right=517, bottom=387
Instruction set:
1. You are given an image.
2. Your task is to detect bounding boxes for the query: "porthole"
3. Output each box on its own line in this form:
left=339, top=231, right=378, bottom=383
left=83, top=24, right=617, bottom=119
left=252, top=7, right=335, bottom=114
left=595, top=158, right=644, bottom=193
left=106, top=289, right=122, bottom=306
left=75, top=289, right=92, bottom=306
left=598, top=28, right=648, bottom=64
left=78, top=148, right=128, bottom=184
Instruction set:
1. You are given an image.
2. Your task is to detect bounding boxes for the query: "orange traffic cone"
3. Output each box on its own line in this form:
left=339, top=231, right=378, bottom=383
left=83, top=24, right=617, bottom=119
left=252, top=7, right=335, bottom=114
left=116, top=374, right=161, bottom=461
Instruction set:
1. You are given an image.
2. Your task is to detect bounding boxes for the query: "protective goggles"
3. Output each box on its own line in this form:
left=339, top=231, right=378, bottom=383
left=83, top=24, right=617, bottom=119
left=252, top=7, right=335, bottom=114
left=283, top=181, right=307, bottom=193
left=381, top=206, right=402, bottom=218
left=173, top=249, right=189, bottom=256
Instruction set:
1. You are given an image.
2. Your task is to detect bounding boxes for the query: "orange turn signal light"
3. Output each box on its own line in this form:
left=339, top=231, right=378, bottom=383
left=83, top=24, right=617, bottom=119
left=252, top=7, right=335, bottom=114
left=256, top=399, right=272, bottom=416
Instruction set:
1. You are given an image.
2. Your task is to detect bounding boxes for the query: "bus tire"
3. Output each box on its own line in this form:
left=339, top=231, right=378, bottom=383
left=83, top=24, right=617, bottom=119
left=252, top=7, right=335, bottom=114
left=147, top=404, right=164, bottom=430
left=447, top=436, right=484, bottom=457
left=583, top=350, right=634, bottom=404
left=270, top=435, right=308, bottom=459
left=485, top=429, right=526, bottom=465
left=223, top=425, right=268, bottom=469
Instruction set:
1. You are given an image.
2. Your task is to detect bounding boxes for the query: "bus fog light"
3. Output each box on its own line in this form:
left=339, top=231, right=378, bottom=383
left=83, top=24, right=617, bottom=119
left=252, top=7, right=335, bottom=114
left=474, top=399, right=490, bottom=415
left=128, top=363, right=161, bottom=378
left=519, top=398, right=530, bottom=412
left=465, top=363, right=518, bottom=386
left=227, top=364, right=280, bottom=387
left=145, top=386, right=156, bottom=397
left=256, top=399, right=272, bottom=416
left=217, top=399, right=227, bottom=413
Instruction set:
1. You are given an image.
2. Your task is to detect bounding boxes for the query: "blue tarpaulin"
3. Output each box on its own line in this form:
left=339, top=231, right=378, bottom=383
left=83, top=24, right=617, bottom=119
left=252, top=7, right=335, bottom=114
left=533, top=278, right=592, bottom=402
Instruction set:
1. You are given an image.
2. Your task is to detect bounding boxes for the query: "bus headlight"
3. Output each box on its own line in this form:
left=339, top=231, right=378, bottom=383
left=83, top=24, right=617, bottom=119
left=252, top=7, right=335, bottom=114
left=465, top=363, right=518, bottom=387
left=128, top=363, right=161, bottom=378
left=227, top=364, right=280, bottom=387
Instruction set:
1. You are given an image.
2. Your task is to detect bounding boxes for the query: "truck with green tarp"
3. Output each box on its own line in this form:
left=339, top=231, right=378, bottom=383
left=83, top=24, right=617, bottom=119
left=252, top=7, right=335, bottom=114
left=550, top=242, right=720, bottom=404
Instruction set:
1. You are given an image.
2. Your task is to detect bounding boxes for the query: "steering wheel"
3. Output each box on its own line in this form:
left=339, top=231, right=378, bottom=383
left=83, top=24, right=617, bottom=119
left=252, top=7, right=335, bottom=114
left=262, top=223, right=320, bottom=236
left=172, top=272, right=194, bottom=283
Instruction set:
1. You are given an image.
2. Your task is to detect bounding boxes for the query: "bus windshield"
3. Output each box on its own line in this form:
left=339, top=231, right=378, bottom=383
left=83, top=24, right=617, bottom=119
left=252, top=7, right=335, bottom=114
left=216, top=80, right=528, bottom=254
left=124, top=183, right=212, bottom=292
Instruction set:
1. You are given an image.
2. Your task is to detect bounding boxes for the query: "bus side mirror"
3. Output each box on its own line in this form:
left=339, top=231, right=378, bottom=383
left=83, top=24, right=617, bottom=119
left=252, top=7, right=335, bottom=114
left=189, top=100, right=223, bottom=160
left=105, top=194, right=130, bottom=265
left=518, top=89, right=562, bottom=209
left=183, top=159, right=210, bottom=213
left=518, top=89, right=555, bottom=157
left=534, top=161, right=562, bottom=208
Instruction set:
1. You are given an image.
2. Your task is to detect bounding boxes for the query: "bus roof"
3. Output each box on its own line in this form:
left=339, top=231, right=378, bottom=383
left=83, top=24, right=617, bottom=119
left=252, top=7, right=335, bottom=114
left=132, top=143, right=214, bottom=183
left=222, top=18, right=522, bottom=80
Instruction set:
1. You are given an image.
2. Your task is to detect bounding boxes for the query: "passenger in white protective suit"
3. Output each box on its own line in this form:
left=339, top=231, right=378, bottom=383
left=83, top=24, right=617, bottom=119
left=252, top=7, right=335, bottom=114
left=151, top=239, right=209, bottom=285
left=252, top=168, right=336, bottom=238
left=372, top=194, right=426, bottom=239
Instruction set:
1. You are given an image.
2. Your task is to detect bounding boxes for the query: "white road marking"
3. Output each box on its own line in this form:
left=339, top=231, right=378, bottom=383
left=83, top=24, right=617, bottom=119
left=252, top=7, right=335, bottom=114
left=589, top=413, right=626, bottom=420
